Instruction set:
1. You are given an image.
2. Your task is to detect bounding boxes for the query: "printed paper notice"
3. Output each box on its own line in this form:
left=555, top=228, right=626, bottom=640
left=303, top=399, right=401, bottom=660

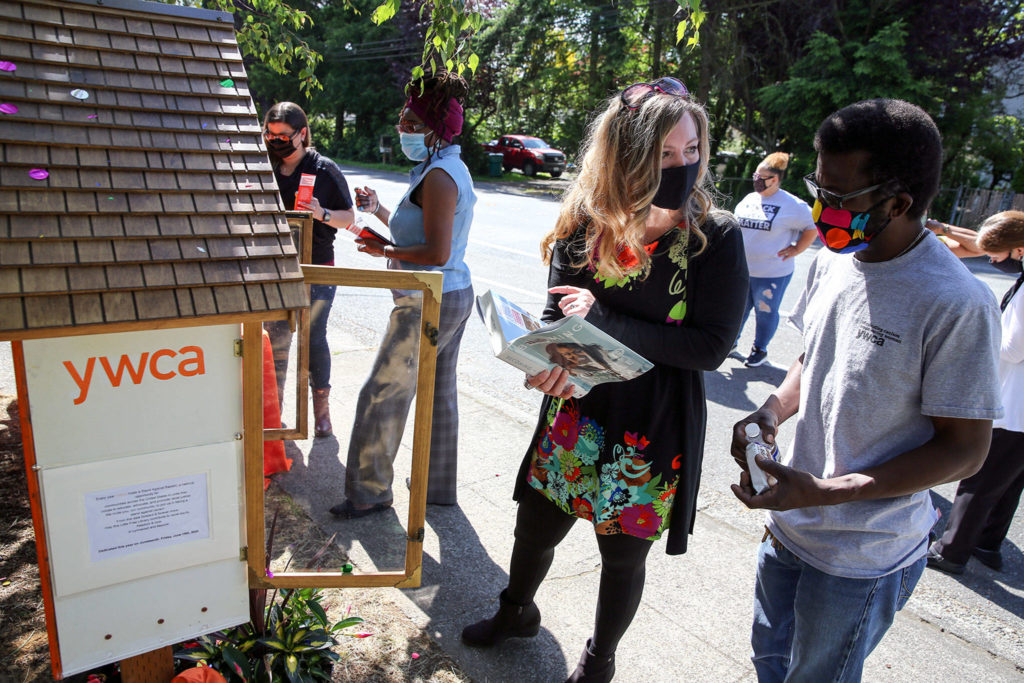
left=85, top=474, right=210, bottom=561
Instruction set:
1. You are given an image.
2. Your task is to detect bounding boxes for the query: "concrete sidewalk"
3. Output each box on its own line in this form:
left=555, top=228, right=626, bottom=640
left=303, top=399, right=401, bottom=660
left=271, top=327, right=1024, bottom=683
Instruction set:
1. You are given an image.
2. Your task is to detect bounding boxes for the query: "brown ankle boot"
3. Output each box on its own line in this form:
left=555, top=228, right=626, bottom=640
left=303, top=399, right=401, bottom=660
left=461, top=589, right=541, bottom=647
left=312, top=387, right=332, bottom=437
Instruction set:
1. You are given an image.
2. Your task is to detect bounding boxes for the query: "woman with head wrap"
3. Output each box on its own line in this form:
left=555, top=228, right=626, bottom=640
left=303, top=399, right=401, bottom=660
left=330, top=71, right=477, bottom=517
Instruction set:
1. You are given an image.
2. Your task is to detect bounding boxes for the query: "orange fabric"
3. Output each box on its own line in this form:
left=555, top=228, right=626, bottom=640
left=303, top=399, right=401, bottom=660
left=172, top=667, right=228, bottom=683
left=262, top=329, right=291, bottom=483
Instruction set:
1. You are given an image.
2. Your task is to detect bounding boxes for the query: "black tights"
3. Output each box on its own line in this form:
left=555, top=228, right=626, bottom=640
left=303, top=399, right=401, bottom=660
left=507, top=486, right=653, bottom=657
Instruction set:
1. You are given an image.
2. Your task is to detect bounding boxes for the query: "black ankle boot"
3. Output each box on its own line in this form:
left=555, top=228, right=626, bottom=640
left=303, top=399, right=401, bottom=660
left=566, top=638, right=615, bottom=683
left=461, top=589, right=541, bottom=647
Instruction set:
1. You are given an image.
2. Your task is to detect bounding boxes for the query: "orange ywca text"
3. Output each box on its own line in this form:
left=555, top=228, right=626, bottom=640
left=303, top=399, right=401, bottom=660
left=63, top=346, right=206, bottom=405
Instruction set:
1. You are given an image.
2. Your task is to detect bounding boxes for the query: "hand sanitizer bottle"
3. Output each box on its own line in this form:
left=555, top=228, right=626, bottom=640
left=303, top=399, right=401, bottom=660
left=744, top=423, right=779, bottom=494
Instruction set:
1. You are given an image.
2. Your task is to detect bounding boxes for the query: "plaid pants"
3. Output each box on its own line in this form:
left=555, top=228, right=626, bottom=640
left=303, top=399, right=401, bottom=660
left=344, top=285, right=473, bottom=505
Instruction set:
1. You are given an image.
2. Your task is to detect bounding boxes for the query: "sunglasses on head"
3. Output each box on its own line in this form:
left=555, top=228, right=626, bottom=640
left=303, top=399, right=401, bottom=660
left=803, top=173, right=898, bottom=210
left=620, top=77, right=689, bottom=109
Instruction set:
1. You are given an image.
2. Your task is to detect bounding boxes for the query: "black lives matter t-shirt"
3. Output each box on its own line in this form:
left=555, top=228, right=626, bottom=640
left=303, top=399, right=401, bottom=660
left=274, top=149, right=354, bottom=265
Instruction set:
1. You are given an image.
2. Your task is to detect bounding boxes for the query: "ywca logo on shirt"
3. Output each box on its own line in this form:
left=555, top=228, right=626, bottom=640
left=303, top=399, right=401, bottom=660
left=63, top=345, right=206, bottom=405
left=738, top=203, right=780, bottom=232
left=855, top=323, right=903, bottom=347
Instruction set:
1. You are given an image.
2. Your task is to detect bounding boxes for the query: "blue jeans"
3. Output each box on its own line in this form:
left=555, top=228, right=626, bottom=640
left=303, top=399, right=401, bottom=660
left=739, top=273, right=793, bottom=352
left=751, top=537, right=925, bottom=683
left=307, top=284, right=336, bottom=389
left=266, top=283, right=336, bottom=393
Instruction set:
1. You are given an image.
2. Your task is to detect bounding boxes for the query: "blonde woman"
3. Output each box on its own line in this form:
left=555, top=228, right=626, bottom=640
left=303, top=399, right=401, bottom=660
left=733, top=152, right=817, bottom=367
left=461, top=77, right=748, bottom=682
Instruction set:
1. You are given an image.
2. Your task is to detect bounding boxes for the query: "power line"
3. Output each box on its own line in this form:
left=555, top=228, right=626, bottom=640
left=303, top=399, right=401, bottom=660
left=328, top=51, right=420, bottom=63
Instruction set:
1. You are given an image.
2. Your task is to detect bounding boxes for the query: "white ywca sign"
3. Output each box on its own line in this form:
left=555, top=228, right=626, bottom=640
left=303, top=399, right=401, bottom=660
left=21, top=325, right=243, bottom=468
left=63, top=344, right=208, bottom=405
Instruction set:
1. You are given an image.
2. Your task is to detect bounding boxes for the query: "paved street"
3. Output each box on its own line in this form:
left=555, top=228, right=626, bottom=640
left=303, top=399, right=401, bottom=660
left=1, top=169, right=1021, bottom=681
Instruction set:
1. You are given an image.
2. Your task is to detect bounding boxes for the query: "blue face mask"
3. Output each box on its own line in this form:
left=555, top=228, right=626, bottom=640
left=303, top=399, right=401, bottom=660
left=400, top=132, right=430, bottom=162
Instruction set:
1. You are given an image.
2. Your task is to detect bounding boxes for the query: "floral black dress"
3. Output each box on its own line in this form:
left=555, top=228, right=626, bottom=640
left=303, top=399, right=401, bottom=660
left=516, top=214, right=748, bottom=552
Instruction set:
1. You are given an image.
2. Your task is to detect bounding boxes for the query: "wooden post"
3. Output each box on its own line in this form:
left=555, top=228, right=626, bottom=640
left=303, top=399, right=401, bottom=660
left=120, top=646, right=175, bottom=682
left=243, top=322, right=267, bottom=583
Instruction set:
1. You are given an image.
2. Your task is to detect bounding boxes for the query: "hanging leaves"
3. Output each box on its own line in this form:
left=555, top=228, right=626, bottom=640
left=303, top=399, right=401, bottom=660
left=153, top=0, right=483, bottom=97
left=155, top=0, right=326, bottom=97
left=676, top=0, right=705, bottom=50
left=369, top=0, right=484, bottom=77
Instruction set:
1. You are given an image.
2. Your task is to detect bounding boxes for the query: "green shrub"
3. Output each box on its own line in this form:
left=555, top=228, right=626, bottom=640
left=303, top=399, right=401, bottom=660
left=175, top=587, right=363, bottom=683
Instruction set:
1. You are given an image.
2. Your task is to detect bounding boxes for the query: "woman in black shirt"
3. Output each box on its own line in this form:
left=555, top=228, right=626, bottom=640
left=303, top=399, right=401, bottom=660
left=263, top=102, right=354, bottom=437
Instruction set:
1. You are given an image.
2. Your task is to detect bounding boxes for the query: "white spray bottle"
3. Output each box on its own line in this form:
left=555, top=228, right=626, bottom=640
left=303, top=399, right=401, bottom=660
left=744, top=422, right=779, bottom=494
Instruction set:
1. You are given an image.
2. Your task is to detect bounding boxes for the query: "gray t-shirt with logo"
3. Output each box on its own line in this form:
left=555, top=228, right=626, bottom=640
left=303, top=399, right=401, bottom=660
left=769, top=233, right=1003, bottom=579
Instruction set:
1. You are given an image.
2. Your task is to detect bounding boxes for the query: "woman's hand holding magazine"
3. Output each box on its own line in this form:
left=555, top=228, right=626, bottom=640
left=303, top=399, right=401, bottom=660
left=524, top=366, right=576, bottom=399
left=476, top=289, right=654, bottom=398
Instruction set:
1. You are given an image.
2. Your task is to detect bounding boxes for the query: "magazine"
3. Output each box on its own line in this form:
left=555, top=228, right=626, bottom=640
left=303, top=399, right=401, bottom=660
left=475, top=289, right=654, bottom=397
left=340, top=217, right=394, bottom=246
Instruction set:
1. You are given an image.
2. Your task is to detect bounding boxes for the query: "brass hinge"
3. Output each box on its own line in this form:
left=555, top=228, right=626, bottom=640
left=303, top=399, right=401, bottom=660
left=239, top=546, right=248, bottom=561
left=409, top=527, right=425, bottom=543
left=423, top=322, right=439, bottom=347
left=233, top=339, right=243, bottom=357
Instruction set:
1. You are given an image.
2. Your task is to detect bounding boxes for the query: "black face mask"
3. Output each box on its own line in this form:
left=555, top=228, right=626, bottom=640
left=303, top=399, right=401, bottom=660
left=266, top=136, right=298, bottom=159
left=991, top=256, right=1023, bottom=275
left=652, top=160, right=700, bottom=210
left=753, top=177, right=769, bottom=193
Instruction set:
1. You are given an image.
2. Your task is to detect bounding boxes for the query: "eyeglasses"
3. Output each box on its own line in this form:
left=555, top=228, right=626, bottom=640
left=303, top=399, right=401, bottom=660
left=752, top=172, right=776, bottom=181
left=620, top=77, right=689, bottom=109
left=803, top=173, right=896, bottom=210
left=396, top=119, right=431, bottom=135
left=263, top=129, right=299, bottom=142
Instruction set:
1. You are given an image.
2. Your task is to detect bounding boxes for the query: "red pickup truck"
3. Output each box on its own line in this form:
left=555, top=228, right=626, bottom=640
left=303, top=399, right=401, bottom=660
left=483, top=135, right=567, bottom=177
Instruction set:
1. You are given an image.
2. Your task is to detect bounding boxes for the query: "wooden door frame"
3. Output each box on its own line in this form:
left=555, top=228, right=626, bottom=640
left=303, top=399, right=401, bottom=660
left=245, top=265, right=443, bottom=589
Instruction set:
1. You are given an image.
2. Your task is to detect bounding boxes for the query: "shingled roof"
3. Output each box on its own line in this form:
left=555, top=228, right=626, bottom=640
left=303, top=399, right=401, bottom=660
left=0, top=0, right=308, bottom=339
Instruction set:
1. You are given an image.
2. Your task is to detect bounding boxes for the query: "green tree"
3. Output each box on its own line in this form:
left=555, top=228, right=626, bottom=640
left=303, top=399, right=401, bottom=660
left=971, top=115, right=1024, bottom=191
left=730, top=0, right=1024, bottom=192
left=756, top=22, right=928, bottom=186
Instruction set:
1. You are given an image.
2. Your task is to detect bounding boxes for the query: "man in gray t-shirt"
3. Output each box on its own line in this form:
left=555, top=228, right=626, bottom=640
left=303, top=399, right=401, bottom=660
left=730, top=99, right=1002, bottom=683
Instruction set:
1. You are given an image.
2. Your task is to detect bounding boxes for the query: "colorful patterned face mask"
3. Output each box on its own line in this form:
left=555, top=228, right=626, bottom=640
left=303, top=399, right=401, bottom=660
left=812, top=196, right=892, bottom=253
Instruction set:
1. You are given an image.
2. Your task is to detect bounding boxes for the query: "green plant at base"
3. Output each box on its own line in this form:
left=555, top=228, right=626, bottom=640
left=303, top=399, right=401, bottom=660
left=175, top=513, right=363, bottom=682
left=176, top=587, right=363, bottom=683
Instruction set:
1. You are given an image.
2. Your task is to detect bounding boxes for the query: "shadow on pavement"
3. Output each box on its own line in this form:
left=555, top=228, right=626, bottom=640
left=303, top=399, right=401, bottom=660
left=704, top=362, right=788, bottom=411
left=272, top=436, right=407, bottom=572
left=926, top=491, right=1024, bottom=613
left=406, top=504, right=570, bottom=682
left=270, top=436, right=571, bottom=679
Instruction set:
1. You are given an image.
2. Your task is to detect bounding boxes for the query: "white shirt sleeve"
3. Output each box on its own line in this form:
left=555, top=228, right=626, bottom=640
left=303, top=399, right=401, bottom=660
left=1001, top=287, right=1024, bottom=365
